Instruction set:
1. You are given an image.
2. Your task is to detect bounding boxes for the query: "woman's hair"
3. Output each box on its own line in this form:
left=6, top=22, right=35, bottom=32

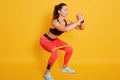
left=53, top=3, right=67, bottom=19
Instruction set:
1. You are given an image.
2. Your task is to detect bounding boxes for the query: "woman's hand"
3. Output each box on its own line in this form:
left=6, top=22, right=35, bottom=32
left=76, top=13, right=85, bottom=30
left=76, top=13, right=84, bottom=22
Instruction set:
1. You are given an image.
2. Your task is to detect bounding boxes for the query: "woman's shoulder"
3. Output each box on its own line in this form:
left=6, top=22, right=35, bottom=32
left=51, top=19, right=59, bottom=25
left=50, top=19, right=60, bottom=28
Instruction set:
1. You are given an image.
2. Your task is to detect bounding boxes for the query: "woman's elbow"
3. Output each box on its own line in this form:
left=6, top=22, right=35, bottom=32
left=80, top=27, right=85, bottom=30
left=80, top=25, right=85, bottom=30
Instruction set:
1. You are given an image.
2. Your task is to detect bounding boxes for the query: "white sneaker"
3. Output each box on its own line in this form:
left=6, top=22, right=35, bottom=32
left=44, top=72, right=53, bottom=80
left=62, top=67, right=75, bottom=73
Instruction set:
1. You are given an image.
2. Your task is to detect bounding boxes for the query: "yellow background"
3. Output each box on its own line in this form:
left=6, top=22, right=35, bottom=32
left=0, top=0, right=120, bottom=80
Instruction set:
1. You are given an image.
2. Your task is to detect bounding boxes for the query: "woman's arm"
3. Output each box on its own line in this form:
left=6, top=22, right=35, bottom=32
left=79, top=22, right=85, bottom=30
left=52, top=19, right=82, bottom=32
left=75, top=22, right=85, bottom=30
left=75, top=13, right=85, bottom=30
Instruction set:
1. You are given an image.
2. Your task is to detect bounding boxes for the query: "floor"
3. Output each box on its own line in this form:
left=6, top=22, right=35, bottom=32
left=0, top=61, right=120, bottom=80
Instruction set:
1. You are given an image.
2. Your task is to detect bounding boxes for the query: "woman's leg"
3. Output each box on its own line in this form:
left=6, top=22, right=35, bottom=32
left=40, top=35, right=60, bottom=79
left=60, top=46, right=73, bottom=67
left=60, top=46, right=75, bottom=73
left=52, top=38, right=75, bottom=73
left=52, top=38, right=73, bottom=67
left=47, top=49, right=59, bottom=70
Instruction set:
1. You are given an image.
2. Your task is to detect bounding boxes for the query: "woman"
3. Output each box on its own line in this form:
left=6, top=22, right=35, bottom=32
left=39, top=3, right=84, bottom=80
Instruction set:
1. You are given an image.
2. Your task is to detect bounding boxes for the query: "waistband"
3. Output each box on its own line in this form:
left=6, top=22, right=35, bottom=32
left=43, top=34, right=56, bottom=41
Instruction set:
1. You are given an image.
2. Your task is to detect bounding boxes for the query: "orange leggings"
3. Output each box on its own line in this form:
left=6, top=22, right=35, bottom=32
left=39, top=34, right=73, bottom=70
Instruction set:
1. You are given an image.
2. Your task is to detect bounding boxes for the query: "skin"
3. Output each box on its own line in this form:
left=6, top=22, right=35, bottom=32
left=45, top=5, right=85, bottom=74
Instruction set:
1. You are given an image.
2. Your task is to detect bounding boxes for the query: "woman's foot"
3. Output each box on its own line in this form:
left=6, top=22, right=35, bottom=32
left=44, top=72, right=53, bottom=80
left=62, top=67, right=75, bottom=73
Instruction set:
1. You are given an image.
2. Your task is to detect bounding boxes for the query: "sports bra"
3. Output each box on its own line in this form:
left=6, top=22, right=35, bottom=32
left=50, top=19, right=67, bottom=35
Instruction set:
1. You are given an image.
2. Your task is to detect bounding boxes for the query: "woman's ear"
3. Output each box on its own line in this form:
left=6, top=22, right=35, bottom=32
left=58, top=10, right=60, bottom=14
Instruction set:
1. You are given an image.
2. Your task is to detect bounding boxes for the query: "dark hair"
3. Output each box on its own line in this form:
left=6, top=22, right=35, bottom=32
left=53, top=3, right=67, bottom=19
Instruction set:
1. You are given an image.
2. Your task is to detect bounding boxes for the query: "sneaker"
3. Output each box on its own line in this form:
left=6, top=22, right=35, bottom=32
left=62, top=67, right=75, bottom=73
left=44, top=72, right=53, bottom=80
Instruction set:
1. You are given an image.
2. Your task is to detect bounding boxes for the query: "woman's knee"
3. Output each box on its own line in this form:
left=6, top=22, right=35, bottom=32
left=52, top=49, right=60, bottom=57
left=64, top=46, right=73, bottom=53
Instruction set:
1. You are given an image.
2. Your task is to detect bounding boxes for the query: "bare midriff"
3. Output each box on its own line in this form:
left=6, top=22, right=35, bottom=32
left=46, top=32, right=59, bottom=39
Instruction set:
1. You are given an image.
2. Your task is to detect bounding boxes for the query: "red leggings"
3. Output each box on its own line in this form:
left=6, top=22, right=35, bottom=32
left=39, top=34, right=73, bottom=70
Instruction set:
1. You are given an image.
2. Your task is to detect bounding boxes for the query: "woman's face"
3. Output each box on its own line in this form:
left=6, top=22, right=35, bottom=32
left=58, top=6, right=68, bottom=17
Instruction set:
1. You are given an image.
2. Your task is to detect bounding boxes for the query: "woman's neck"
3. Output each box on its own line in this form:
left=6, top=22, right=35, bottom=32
left=58, top=16, right=65, bottom=22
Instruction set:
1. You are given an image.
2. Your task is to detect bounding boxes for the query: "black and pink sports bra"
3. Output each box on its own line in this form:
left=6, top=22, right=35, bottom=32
left=50, top=19, right=67, bottom=35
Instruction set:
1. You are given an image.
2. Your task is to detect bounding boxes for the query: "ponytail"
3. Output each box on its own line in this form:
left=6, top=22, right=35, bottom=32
left=53, top=5, right=59, bottom=19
